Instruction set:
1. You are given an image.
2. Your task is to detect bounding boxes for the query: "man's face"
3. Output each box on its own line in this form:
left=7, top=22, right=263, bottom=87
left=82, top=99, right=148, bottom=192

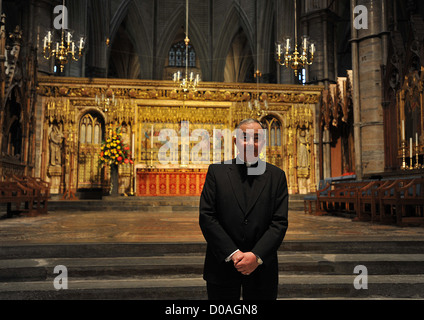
left=234, top=122, right=266, bottom=163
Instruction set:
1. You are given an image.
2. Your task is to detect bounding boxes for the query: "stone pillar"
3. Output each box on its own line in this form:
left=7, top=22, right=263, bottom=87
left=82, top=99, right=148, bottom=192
left=351, top=0, right=386, bottom=177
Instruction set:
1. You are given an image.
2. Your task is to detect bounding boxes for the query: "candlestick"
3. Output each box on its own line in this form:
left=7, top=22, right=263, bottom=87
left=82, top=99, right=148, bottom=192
left=151, top=125, right=154, bottom=149
left=401, top=140, right=407, bottom=170
left=132, top=132, right=135, bottom=155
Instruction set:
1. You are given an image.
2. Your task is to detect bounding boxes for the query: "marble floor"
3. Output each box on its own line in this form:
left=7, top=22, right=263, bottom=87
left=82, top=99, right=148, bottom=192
left=1, top=206, right=424, bottom=245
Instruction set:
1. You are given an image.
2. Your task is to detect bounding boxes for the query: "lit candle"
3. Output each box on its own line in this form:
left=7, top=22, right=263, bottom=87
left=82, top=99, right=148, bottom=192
left=310, top=43, right=315, bottom=55
left=67, top=32, right=71, bottom=43
left=277, top=44, right=281, bottom=55
left=401, top=120, right=405, bottom=141
left=47, top=31, right=51, bottom=42
left=190, top=72, right=193, bottom=81
left=286, top=39, right=290, bottom=50
left=71, top=42, right=75, bottom=55
left=151, top=125, right=154, bottom=149
left=79, top=38, right=84, bottom=50
left=43, top=36, right=47, bottom=49
left=416, top=132, right=419, bottom=147
left=196, top=74, right=200, bottom=83
left=410, top=137, right=413, bottom=158
left=303, top=38, right=307, bottom=50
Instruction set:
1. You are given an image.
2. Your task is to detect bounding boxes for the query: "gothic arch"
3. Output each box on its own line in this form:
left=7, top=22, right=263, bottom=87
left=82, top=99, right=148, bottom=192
left=109, top=0, right=133, bottom=44
left=214, top=4, right=254, bottom=82
left=155, top=4, right=209, bottom=81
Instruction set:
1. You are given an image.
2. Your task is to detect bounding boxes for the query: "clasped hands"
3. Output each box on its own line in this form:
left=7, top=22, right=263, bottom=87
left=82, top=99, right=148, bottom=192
left=231, top=251, right=259, bottom=276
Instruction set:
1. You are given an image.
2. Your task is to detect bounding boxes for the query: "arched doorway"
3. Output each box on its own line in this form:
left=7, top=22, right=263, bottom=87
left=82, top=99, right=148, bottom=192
left=261, top=116, right=283, bottom=168
left=77, top=112, right=105, bottom=195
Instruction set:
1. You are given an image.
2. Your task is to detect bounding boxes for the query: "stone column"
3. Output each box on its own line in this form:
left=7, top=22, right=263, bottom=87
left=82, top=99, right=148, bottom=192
left=351, top=0, right=386, bottom=177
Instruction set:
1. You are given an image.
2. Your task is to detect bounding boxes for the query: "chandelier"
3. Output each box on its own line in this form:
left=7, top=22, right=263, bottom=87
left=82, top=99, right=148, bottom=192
left=275, top=0, right=315, bottom=77
left=42, top=0, right=84, bottom=72
left=173, top=0, right=200, bottom=92
left=247, top=70, right=268, bottom=118
left=95, top=91, right=116, bottom=114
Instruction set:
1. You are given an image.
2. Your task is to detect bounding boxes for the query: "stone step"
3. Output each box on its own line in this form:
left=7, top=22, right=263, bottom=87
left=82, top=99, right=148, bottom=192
left=1, top=274, right=424, bottom=300
left=2, top=241, right=423, bottom=299
left=1, top=253, right=424, bottom=282
left=44, top=196, right=305, bottom=212
left=2, top=241, right=424, bottom=260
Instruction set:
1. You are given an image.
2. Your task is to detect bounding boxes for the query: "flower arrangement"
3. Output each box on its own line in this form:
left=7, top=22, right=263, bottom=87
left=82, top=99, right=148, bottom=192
left=99, top=128, right=133, bottom=166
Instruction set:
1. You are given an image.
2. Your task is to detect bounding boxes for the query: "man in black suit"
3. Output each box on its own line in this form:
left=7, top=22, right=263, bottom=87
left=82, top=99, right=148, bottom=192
left=199, top=118, right=289, bottom=300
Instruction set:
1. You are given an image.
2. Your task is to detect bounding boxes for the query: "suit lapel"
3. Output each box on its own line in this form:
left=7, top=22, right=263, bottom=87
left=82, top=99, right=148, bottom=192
left=227, top=160, right=269, bottom=216
left=245, top=170, right=268, bottom=216
left=227, top=164, right=247, bottom=214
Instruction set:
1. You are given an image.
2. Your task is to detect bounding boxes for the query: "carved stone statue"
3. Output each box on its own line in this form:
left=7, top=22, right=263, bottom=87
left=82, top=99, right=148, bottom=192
left=49, top=124, right=64, bottom=166
left=298, top=129, right=310, bottom=169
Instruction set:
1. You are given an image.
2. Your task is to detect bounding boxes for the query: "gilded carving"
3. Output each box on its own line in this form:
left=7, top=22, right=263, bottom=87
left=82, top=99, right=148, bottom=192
left=37, top=77, right=323, bottom=194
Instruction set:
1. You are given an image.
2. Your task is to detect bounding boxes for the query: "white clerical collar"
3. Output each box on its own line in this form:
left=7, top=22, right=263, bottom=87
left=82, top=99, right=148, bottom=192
left=236, top=156, right=257, bottom=167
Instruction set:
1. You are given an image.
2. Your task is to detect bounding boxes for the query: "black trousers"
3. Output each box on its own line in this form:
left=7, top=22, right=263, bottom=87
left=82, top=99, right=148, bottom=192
left=206, top=278, right=278, bottom=300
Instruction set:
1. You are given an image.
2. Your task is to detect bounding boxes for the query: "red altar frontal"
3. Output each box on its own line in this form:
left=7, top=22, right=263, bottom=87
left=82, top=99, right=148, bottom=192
left=136, top=168, right=207, bottom=196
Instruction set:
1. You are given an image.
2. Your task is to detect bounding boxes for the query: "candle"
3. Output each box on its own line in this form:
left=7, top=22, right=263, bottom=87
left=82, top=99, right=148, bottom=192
left=410, top=137, right=413, bottom=158
left=151, top=125, right=154, bottom=149
left=79, top=38, right=84, bottom=50
left=56, top=42, right=59, bottom=53
left=71, top=42, right=75, bottom=55
left=401, top=120, right=405, bottom=141
left=303, top=38, right=307, bottom=50
left=286, top=39, right=290, bottom=50
left=190, top=72, right=193, bottom=81
left=47, top=31, right=51, bottom=42
left=277, top=44, right=281, bottom=55
left=416, top=132, right=419, bottom=147
left=132, top=133, right=135, bottom=156
left=43, top=36, right=47, bottom=49
left=310, top=43, right=315, bottom=55
left=67, top=32, right=71, bottom=43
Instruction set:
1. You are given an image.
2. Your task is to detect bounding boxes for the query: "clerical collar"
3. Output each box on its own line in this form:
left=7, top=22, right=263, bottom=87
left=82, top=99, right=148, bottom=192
left=236, top=156, right=258, bottom=167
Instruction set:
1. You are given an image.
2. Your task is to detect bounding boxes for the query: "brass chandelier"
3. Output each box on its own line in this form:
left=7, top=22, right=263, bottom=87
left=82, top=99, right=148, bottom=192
left=173, top=0, right=200, bottom=92
left=275, top=0, right=315, bottom=77
left=42, top=0, right=84, bottom=72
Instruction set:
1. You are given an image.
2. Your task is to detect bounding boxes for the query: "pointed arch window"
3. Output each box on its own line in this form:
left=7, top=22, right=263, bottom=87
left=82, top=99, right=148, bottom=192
left=168, top=40, right=196, bottom=67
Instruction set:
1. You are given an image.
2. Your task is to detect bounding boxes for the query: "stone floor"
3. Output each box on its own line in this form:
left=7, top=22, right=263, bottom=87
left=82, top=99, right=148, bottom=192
left=1, top=204, right=424, bottom=245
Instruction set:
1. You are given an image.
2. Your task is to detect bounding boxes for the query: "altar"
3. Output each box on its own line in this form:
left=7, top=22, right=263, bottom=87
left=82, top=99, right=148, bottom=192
left=136, top=167, right=206, bottom=196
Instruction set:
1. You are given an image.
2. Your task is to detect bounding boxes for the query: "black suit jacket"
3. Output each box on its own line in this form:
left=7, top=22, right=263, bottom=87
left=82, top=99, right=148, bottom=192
left=199, top=159, right=289, bottom=286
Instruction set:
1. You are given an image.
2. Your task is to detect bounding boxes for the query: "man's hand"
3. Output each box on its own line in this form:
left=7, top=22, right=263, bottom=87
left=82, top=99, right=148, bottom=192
left=232, top=251, right=259, bottom=275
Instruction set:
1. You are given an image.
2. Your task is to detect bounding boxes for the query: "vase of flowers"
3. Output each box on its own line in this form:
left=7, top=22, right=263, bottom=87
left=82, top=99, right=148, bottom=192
left=98, top=127, right=133, bottom=196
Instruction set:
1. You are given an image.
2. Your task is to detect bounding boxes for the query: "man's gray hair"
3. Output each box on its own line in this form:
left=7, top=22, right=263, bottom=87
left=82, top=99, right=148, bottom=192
left=235, top=118, right=265, bottom=130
